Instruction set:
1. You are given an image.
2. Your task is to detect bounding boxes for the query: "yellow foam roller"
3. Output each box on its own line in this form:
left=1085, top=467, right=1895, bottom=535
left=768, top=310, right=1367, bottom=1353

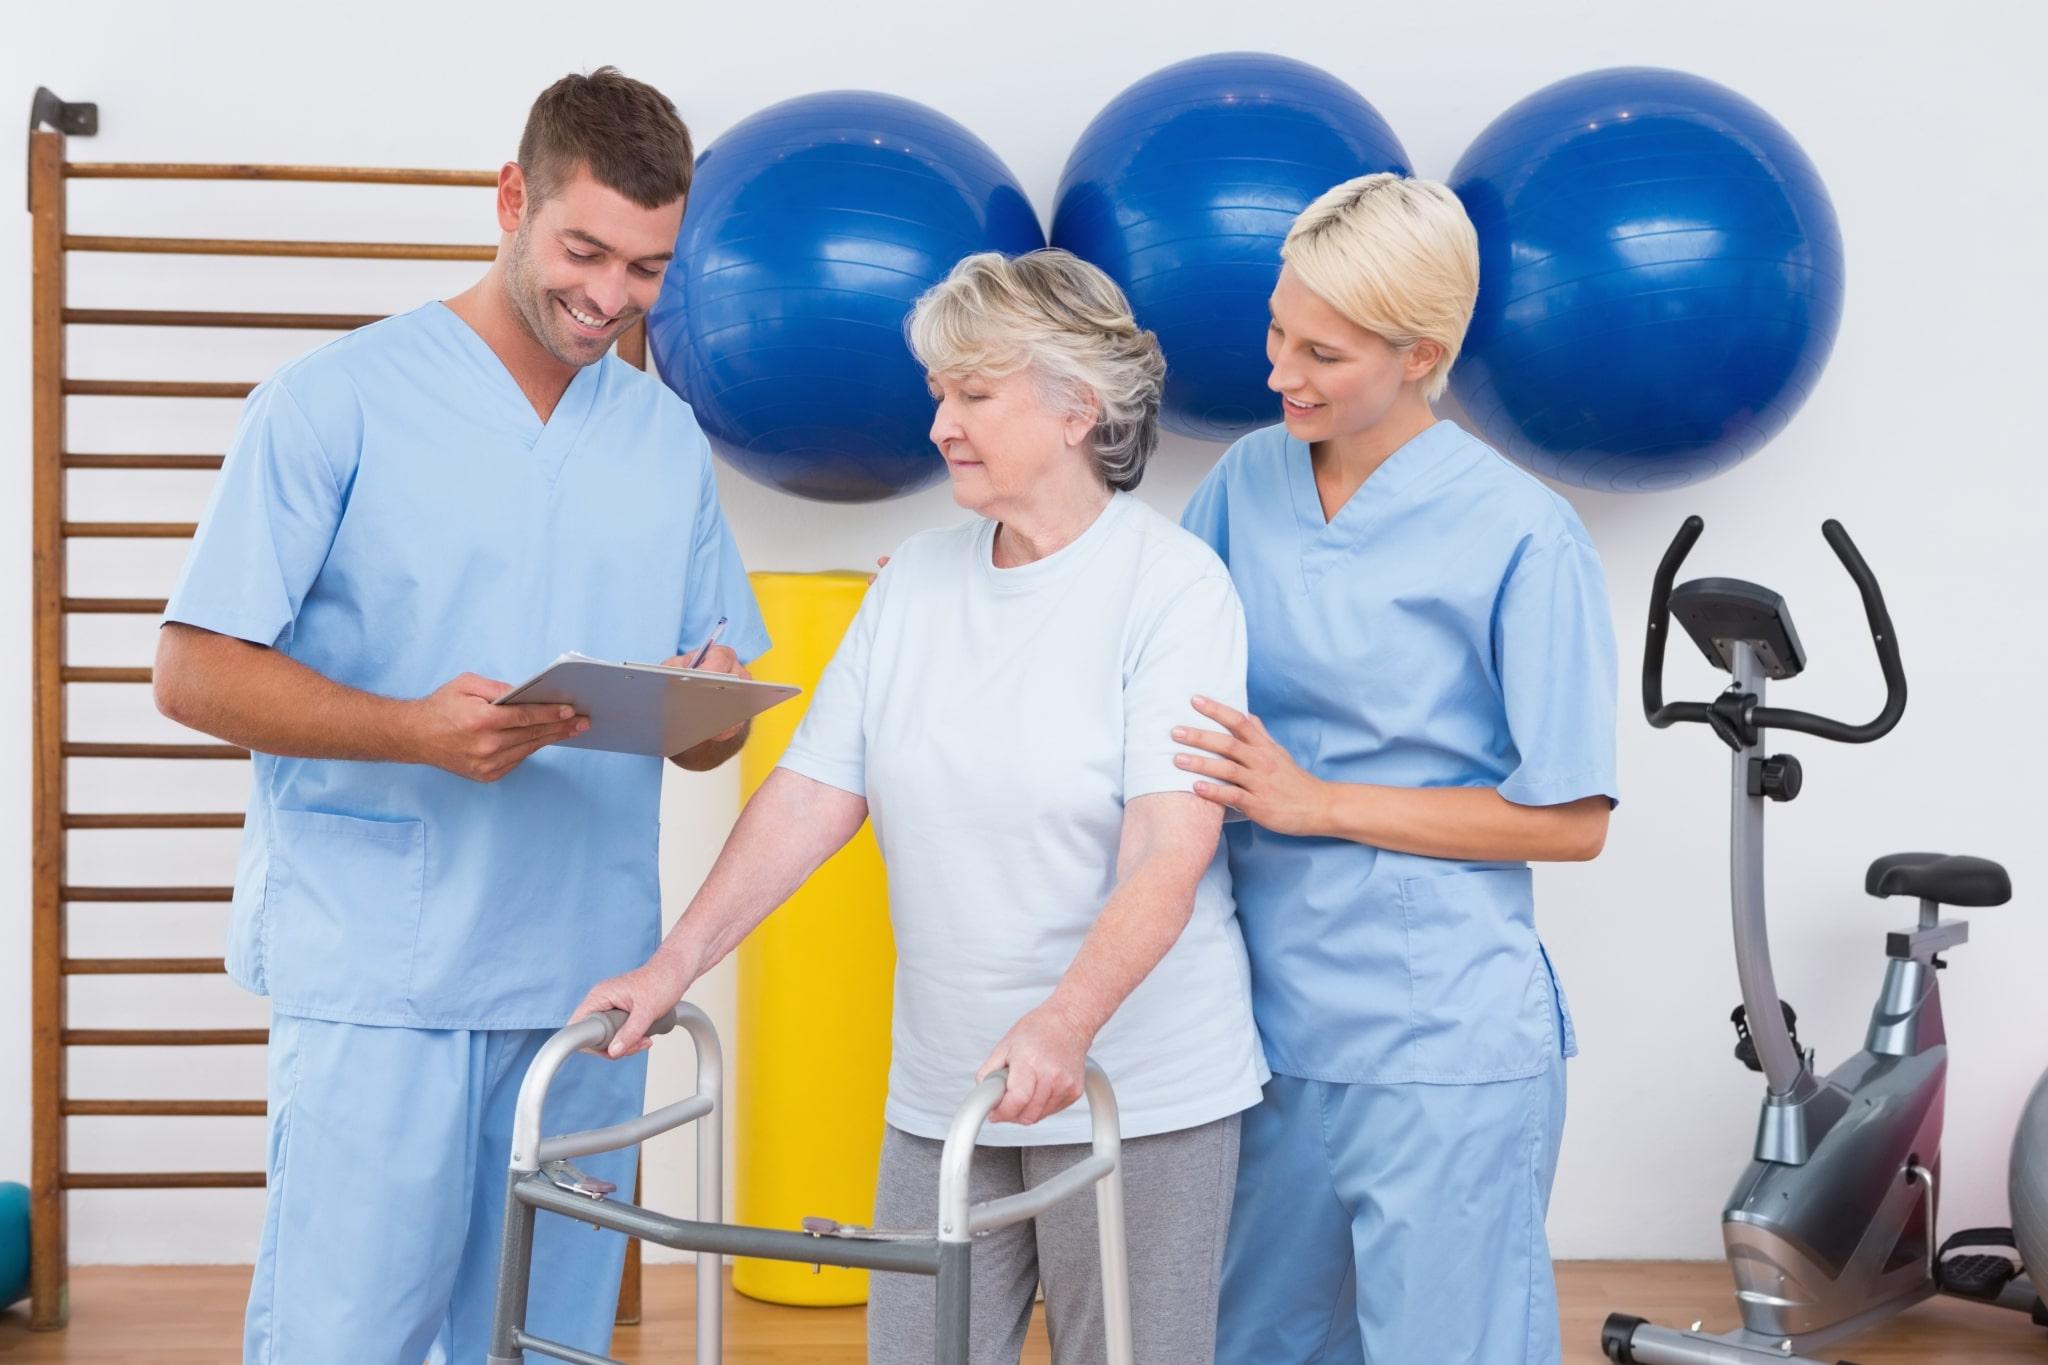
left=734, top=571, right=895, bottom=1306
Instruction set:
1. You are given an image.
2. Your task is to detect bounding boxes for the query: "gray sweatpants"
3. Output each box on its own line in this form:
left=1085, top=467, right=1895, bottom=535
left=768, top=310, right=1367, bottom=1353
left=866, top=1113, right=1241, bottom=1365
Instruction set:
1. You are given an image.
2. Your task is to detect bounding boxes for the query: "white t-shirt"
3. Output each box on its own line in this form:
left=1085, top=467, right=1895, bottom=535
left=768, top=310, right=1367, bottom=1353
left=778, top=492, right=1270, bottom=1145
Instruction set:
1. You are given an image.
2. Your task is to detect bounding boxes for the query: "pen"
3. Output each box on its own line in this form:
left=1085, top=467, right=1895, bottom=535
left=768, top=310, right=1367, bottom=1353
left=687, top=617, right=729, bottom=669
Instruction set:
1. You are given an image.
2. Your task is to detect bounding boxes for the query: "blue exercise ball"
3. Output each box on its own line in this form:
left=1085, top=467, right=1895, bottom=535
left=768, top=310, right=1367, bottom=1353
left=649, top=92, right=1044, bottom=503
left=1448, top=68, right=1845, bottom=492
left=0, top=1180, right=28, bottom=1310
left=1052, top=53, right=1410, bottom=442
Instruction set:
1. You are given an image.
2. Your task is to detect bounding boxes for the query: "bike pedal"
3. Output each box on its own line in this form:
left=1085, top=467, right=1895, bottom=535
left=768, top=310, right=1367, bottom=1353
left=1936, top=1226, right=2021, bottom=1299
left=1939, top=1252, right=2018, bottom=1297
left=1730, top=999, right=1801, bottom=1073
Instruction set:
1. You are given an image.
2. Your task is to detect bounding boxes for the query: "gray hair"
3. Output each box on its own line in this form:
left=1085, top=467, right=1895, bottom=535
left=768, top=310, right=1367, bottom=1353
left=907, top=249, right=1165, bottom=491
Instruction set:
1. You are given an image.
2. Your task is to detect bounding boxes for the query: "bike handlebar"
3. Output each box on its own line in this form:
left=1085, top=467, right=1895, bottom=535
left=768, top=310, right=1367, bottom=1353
left=1643, top=516, right=1908, bottom=744
left=1642, top=516, right=1711, bottom=730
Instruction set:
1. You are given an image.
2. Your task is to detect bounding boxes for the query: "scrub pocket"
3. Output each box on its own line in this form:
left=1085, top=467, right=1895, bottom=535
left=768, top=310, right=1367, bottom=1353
left=262, top=808, right=425, bottom=1019
left=1398, top=866, right=1553, bottom=1082
left=1540, top=941, right=1579, bottom=1059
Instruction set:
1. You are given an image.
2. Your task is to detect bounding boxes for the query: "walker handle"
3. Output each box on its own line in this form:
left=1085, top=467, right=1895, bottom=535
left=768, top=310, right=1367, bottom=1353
left=586, top=1005, right=682, bottom=1053
left=936, top=1061, right=1134, bottom=1365
left=500, top=1002, right=724, bottom=1365
left=507, top=1005, right=716, bottom=1174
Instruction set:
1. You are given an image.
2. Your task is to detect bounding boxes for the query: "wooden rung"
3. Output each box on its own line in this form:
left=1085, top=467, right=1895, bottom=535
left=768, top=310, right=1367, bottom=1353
left=63, top=597, right=168, bottom=614
left=63, top=379, right=255, bottom=399
left=63, top=742, right=247, bottom=759
left=63, top=1100, right=265, bottom=1117
left=62, top=667, right=153, bottom=683
left=65, top=234, right=494, bottom=262
left=63, top=1029, right=265, bottom=1046
left=62, top=521, right=197, bottom=538
left=62, top=957, right=227, bottom=975
left=66, top=812, right=245, bottom=829
left=65, top=453, right=224, bottom=470
left=61, top=886, right=234, bottom=902
left=65, top=308, right=383, bottom=330
left=66, top=161, right=494, bottom=187
left=64, top=1172, right=266, bottom=1189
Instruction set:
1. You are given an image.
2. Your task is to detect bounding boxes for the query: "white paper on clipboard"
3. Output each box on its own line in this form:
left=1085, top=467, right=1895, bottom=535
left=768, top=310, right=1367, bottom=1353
left=493, top=651, right=799, bottom=757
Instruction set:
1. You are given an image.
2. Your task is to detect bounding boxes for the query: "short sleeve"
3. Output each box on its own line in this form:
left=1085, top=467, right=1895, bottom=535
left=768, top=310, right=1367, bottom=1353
left=678, top=430, right=771, bottom=664
left=162, top=377, right=347, bottom=648
left=1178, top=461, right=1230, bottom=564
left=773, top=563, right=890, bottom=798
left=1123, top=571, right=1250, bottom=800
left=1495, top=533, right=1620, bottom=808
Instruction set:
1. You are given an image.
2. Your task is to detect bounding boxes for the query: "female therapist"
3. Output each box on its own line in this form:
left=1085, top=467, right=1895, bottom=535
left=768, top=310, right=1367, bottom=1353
left=1175, top=174, right=1618, bottom=1364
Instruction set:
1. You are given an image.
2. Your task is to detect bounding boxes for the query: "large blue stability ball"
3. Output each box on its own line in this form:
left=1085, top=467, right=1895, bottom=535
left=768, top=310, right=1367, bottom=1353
left=1448, top=68, right=1845, bottom=492
left=1052, top=53, right=1410, bottom=442
left=649, top=92, right=1044, bottom=502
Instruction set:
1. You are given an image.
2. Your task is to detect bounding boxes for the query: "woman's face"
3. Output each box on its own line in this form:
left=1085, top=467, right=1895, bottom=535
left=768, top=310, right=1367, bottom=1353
left=927, top=368, right=1094, bottom=516
left=1265, top=264, right=1439, bottom=443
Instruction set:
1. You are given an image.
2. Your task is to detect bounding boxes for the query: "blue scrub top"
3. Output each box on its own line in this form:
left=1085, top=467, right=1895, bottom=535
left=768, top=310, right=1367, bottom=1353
left=1181, top=420, right=1617, bottom=1085
left=165, top=302, right=769, bottom=1031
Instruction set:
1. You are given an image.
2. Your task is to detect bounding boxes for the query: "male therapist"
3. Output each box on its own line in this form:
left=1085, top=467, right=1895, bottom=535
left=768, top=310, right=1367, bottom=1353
left=152, top=68, right=767, bottom=1364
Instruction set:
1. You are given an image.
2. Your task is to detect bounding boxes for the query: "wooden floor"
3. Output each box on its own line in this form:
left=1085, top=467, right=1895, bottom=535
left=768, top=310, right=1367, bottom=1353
left=1, top=1262, right=2042, bottom=1361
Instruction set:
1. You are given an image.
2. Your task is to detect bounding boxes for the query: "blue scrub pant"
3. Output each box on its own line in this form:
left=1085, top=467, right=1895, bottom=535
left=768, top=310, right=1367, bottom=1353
left=242, top=1012, right=647, bottom=1364
left=1216, top=1062, right=1567, bottom=1364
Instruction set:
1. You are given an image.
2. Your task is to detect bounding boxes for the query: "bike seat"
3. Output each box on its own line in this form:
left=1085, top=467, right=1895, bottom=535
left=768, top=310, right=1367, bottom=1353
left=1866, top=852, right=2012, bottom=907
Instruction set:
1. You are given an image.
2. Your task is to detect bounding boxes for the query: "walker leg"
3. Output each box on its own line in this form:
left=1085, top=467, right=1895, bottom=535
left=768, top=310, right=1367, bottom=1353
left=934, top=1241, right=972, bottom=1365
left=488, top=1179, right=539, bottom=1365
left=1095, top=1163, right=1134, bottom=1365
left=685, top=1005, right=725, bottom=1363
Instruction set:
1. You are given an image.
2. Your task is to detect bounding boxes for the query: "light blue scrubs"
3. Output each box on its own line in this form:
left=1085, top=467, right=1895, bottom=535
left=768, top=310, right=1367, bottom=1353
left=164, top=302, right=767, bottom=1364
left=1181, top=419, right=1616, bottom=1363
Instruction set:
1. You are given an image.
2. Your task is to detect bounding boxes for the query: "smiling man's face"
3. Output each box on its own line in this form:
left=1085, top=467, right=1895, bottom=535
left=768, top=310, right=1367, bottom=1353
left=501, top=163, right=683, bottom=368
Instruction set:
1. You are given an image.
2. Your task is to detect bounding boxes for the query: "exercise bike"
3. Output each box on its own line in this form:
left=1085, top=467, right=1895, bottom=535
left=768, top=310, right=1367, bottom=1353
left=1601, top=516, right=2048, bottom=1364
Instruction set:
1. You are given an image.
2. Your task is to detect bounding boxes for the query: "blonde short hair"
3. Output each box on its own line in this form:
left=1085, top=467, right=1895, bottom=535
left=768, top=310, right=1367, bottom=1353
left=1282, top=173, right=1480, bottom=402
left=907, top=249, right=1165, bottom=491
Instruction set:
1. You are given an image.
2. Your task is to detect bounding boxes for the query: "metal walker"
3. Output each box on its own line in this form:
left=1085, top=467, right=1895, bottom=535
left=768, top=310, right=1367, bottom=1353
left=488, top=1004, right=1134, bottom=1364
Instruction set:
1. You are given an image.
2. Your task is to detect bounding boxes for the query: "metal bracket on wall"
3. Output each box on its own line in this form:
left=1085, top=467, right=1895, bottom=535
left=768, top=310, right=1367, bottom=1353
left=26, top=87, right=97, bottom=208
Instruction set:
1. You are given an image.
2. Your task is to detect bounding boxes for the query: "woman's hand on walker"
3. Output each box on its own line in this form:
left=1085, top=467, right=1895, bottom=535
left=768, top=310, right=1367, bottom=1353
left=977, top=1001, right=1091, bottom=1126
left=1174, top=696, right=1331, bottom=837
left=570, top=948, right=700, bottom=1058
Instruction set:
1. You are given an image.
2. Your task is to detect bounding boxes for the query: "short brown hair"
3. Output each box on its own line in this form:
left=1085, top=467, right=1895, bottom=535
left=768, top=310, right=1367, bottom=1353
left=518, top=67, right=694, bottom=209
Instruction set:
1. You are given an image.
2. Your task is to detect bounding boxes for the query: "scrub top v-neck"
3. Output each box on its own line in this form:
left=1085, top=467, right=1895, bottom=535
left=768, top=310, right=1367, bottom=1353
left=431, top=300, right=598, bottom=490
left=1182, top=419, right=1618, bottom=1084
left=165, top=301, right=769, bottom=1030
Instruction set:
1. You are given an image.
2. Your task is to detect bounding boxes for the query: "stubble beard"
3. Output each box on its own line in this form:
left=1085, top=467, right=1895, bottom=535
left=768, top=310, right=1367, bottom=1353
left=503, top=224, right=605, bottom=369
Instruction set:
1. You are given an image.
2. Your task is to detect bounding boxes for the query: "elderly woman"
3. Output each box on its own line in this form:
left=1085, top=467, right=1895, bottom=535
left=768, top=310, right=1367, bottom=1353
left=573, top=248, right=1266, bottom=1364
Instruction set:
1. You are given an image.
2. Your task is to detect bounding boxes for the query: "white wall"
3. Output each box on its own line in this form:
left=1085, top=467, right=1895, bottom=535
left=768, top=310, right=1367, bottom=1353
left=4, top=0, right=2044, bottom=1269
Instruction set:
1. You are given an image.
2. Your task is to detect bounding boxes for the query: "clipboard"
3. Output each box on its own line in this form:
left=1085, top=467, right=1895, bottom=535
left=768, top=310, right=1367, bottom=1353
left=493, top=651, right=800, bottom=757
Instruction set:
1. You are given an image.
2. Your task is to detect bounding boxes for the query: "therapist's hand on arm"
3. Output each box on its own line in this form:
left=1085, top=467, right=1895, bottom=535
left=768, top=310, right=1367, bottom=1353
left=570, top=767, right=869, bottom=1056
left=977, top=791, right=1223, bottom=1126
left=154, top=622, right=588, bottom=782
left=1174, top=695, right=1610, bottom=862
